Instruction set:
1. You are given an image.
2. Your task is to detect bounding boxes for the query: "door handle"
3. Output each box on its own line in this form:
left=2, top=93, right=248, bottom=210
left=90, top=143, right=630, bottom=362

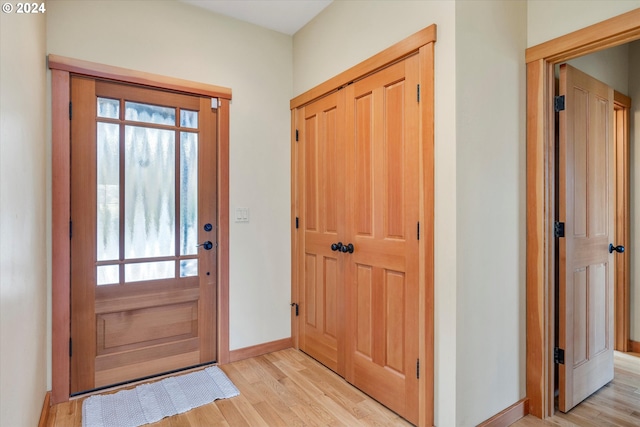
left=197, top=241, right=214, bottom=250
left=608, top=243, right=624, bottom=254
left=340, top=243, right=354, bottom=254
left=331, top=242, right=343, bottom=252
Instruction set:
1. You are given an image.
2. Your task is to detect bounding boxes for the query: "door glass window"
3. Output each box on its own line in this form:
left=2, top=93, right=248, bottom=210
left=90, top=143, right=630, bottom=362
left=125, top=101, right=175, bottom=125
left=124, top=125, right=176, bottom=259
left=97, top=121, right=120, bottom=261
left=95, top=97, right=199, bottom=285
left=180, top=131, right=198, bottom=256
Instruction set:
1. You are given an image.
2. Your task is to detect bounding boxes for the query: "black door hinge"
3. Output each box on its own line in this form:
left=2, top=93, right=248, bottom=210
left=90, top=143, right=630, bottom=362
left=417, top=222, right=420, bottom=240
left=554, top=221, right=565, bottom=238
left=416, top=359, right=420, bottom=379
left=69, top=338, right=72, bottom=357
left=69, top=102, right=72, bottom=120
left=290, top=303, right=299, bottom=316
left=554, top=347, right=565, bottom=365
left=554, top=95, right=565, bottom=112
left=295, top=129, right=299, bottom=142
left=295, top=217, right=299, bottom=229
left=417, top=84, right=421, bottom=102
left=69, top=220, right=72, bottom=239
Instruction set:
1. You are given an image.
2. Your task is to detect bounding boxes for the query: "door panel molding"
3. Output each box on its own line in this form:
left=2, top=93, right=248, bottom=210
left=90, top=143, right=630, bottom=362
left=49, top=56, right=231, bottom=404
left=525, top=8, right=640, bottom=419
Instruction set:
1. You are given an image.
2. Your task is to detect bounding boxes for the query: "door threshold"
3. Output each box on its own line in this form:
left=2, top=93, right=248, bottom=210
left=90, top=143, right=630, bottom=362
left=70, top=360, right=218, bottom=399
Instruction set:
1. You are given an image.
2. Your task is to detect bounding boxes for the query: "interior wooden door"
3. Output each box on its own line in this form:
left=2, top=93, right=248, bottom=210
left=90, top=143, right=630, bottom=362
left=297, top=91, right=346, bottom=375
left=70, top=77, right=218, bottom=394
left=557, top=64, right=615, bottom=412
left=344, top=55, right=420, bottom=424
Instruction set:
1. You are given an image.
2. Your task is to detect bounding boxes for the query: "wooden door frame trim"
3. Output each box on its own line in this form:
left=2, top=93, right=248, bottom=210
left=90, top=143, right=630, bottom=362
left=525, top=8, right=640, bottom=418
left=289, top=25, right=436, bottom=110
left=49, top=55, right=231, bottom=404
left=614, top=91, right=631, bottom=353
left=290, top=25, right=436, bottom=427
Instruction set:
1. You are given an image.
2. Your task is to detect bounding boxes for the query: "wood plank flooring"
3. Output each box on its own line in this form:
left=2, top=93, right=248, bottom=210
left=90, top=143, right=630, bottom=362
left=512, top=352, right=640, bottom=427
left=45, top=348, right=412, bottom=427
left=44, top=349, right=639, bottom=427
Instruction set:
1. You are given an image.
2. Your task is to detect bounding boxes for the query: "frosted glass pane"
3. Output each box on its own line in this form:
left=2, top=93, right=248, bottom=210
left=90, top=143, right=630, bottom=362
left=180, top=110, right=198, bottom=129
left=125, top=261, right=174, bottom=282
left=97, top=122, right=120, bottom=261
left=125, top=101, right=175, bottom=126
left=124, top=125, right=175, bottom=259
left=97, top=98, right=119, bottom=119
left=97, top=265, right=119, bottom=286
left=180, top=132, right=198, bottom=255
left=180, top=259, right=198, bottom=277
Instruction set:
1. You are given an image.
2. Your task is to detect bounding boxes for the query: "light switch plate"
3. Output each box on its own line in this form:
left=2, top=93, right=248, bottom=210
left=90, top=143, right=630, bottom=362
left=235, top=207, right=249, bottom=222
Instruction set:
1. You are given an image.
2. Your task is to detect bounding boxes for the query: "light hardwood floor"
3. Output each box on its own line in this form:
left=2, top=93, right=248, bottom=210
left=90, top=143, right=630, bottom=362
left=45, top=348, right=412, bottom=427
left=513, top=352, right=640, bottom=427
left=44, top=349, right=639, bottom=427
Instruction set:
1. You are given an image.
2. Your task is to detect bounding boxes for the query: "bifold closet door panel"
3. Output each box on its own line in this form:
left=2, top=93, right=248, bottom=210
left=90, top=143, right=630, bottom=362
left=297, top=91, right=347, bottom=376
left=344, top=55, right=420, bottom=424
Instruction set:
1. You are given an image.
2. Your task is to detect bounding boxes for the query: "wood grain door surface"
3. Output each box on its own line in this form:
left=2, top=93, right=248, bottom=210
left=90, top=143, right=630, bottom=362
left=298, top=55, right=420, bottom=424
left=70, top=77, right=218, bottom=394
left=557, top=64, right=615, bottom=412
left=298, top=91, right=347, bottom=376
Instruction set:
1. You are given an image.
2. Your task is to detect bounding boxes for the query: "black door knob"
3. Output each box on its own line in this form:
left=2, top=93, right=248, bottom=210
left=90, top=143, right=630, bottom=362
left=331, top=242, right=343, bottom=252
left=197, top=241, right=213, bottom=250
left=609, top=243, right=625, bottom=254
left=340, top=243, right=354, bottom=254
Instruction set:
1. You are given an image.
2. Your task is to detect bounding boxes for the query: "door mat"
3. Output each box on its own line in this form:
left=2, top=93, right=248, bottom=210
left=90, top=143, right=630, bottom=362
left=82, top=366, right=239, bottom=427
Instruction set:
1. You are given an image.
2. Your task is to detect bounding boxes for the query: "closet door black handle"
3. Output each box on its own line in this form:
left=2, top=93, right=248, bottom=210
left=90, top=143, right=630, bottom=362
left=340, top=243, right=354, bottom=254
left=331, top=242, right=343, bottom=252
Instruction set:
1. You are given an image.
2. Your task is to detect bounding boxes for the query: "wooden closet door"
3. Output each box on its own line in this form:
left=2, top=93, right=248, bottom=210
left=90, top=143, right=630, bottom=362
left=298, top=91, right=346, bottom=375
left=344, top=55, right=420, bottom=424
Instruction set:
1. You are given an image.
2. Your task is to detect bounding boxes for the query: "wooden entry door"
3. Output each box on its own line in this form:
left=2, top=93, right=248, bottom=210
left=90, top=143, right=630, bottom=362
left=70, top=77, right=218, bottom=394
left=297, top=54, right=420, bottom=424
left=557, top=64, right=615, bottom=412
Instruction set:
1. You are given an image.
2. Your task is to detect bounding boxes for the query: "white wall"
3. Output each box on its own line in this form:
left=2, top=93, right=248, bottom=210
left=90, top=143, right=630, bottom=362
left=0, top=9, right=48, bottom=427
left=527, top=0, right=640, bottom=47
left=455, top=1, right=527, bottom=425
left=46, top=1, right=293, bottom=353
left=630, top=40, right=640, bottom=341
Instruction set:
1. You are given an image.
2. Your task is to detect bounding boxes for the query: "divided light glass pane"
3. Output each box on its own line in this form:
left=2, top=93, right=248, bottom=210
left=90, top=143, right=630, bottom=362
left=97, top=122, right=120, bottom=261
left=180, top=110, right=198, bottom=129
left=97, top=265, right=119, bottom=285
left=180, top=132, right=198, bottom=255
left=97, top=98, right=119, bottom=119
left=125, top=101, right=175, bottom=126
left=125, top=261, right=174, bottom=282
left=124, top=125, right=175, bottom=259
left=180, top=259, right=198, bottom=277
